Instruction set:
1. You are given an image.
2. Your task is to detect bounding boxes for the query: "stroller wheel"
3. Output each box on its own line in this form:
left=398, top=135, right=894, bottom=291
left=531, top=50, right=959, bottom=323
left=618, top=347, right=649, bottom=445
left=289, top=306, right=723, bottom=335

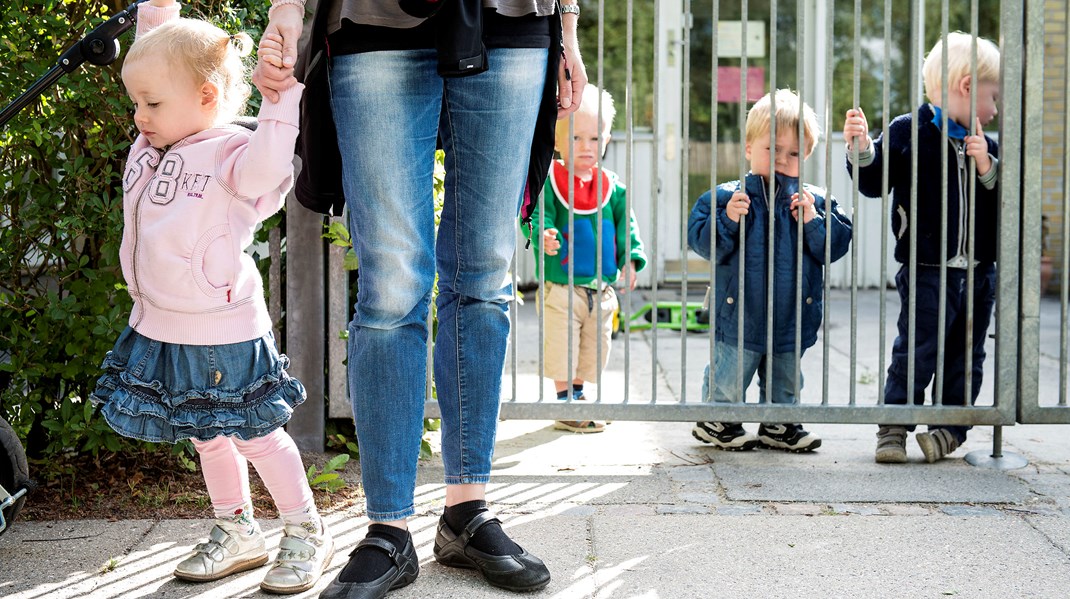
left=0, top=416, right=29, bottom=537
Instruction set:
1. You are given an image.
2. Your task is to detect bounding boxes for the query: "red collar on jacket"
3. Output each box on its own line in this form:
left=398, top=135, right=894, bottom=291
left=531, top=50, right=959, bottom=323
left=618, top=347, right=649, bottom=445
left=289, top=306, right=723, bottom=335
left=549, top=160, right=612, bottom=213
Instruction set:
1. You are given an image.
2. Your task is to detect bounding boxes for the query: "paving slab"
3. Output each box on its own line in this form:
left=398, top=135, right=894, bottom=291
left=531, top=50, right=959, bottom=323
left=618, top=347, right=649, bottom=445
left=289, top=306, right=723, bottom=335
left=591, top=514, right=1070, bottom=598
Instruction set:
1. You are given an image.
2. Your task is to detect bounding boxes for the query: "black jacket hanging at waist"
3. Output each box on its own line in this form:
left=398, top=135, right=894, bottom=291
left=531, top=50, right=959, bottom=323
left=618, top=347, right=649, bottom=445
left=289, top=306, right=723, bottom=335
left=293, top=0, right=560, bottom=218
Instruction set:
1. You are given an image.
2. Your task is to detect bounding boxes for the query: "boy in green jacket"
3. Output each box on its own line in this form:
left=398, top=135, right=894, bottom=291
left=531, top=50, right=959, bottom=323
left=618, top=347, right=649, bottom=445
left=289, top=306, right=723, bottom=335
left=525, top=86, right=647, bottom=433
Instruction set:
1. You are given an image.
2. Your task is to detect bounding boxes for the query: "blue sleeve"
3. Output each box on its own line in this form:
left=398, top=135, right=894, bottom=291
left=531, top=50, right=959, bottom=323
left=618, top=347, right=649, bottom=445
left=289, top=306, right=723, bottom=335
left=803, top=193, right=853, bottom=264
left=687, top=190, right=714, bottom=260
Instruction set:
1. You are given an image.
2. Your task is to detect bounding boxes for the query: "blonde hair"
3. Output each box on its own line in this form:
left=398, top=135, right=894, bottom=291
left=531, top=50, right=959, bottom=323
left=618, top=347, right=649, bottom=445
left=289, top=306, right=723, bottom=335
left=923, top=32, right=1000, bottom=105
left=555, top=85, right=616, bottom=140
left=126, top=19, right=253, bottom=124
left=745, top=89, right=821, bottom=157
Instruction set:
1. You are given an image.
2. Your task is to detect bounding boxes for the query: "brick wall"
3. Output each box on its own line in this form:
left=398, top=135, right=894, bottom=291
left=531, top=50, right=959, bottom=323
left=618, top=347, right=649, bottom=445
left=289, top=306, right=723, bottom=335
left=1042, top=0, right=1068, bottom=293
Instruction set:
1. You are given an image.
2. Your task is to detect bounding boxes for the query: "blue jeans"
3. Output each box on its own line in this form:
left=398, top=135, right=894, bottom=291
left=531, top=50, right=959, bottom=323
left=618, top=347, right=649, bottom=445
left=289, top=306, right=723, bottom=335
left=330, top=48, right=546, bottom=521
left=702, top=341, right=805, bottom=415
left=884, top=264, right=997, bottom=443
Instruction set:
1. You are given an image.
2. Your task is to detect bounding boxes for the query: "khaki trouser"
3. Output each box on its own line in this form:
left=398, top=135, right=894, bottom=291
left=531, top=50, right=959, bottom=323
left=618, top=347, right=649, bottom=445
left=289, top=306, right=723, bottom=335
left=535, top=282, right=618, bottom=382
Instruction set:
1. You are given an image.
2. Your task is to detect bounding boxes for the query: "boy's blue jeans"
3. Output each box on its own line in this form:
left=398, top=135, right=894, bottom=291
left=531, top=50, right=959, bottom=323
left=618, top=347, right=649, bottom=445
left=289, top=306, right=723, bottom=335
left=884, top=264, right=997, bottom=443
left=329, top=48, right=546, bottom=521
left=702, top=340, right=805, bottom=410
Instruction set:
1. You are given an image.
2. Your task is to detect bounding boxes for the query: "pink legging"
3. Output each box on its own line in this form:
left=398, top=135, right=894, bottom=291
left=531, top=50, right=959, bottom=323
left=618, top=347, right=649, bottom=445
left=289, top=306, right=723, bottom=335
left=191, top=428, right=313, bottom=519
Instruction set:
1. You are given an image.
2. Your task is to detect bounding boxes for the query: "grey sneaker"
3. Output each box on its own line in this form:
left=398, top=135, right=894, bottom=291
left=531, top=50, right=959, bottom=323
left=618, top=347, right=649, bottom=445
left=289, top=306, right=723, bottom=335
left=692, top=422, right=760, bottom=451
left=916, top=428, right=961, bottom=463
left=174, top=520, right=268, bottom=582
left=875, top=426, right=908, bottom=463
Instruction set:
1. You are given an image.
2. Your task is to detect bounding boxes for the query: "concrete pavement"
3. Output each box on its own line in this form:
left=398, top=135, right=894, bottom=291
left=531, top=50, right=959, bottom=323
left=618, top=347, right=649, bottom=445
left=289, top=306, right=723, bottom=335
left=2, top=289, right=1069, bottom=598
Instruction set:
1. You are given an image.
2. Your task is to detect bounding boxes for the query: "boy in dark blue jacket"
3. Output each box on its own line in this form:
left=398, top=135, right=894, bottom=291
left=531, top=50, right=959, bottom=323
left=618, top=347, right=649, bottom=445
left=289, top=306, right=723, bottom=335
left=844, top=32, right=1000, bottom=463
left=689, top=89, right=853, bottom=452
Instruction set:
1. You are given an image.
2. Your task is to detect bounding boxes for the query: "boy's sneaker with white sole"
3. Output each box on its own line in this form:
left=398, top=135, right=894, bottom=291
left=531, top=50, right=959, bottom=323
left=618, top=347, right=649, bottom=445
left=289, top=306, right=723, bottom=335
left=692, top=422, right=760, bottom=451
left=757, top=423, right=822, bottom=452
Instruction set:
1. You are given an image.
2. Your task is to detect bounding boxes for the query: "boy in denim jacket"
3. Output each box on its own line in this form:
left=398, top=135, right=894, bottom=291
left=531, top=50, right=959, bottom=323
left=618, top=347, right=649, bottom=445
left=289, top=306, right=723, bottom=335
left=689, top=89, right=852, bottom=452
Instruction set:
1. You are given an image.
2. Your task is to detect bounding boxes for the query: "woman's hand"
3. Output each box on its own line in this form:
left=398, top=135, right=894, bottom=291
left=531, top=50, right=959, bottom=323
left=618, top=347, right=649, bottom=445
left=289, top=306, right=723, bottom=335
left=147, top=0, right=176, bottom=7
left=557, top=12, right=587, bottom=119
left=252, top=3, right=305, bottom=102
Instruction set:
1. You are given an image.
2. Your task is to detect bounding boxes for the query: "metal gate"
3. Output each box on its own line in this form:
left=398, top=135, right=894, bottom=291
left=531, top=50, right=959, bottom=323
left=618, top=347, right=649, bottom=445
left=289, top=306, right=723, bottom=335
left=278, top=0, right=1070, bottom=452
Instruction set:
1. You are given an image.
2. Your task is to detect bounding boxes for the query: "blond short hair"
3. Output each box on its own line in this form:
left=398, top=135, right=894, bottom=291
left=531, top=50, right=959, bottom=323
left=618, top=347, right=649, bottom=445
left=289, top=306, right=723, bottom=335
left=125, top=19, right=253, bottom=124
left=745, top=89, right=820, bottom=157
left=556, top=86, right=616, bottom=140
left=922, top=32, right=1000, bottom=105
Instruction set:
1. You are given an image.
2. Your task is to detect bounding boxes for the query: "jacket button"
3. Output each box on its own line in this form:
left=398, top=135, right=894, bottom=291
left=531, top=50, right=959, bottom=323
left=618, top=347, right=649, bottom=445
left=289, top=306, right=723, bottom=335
left=727, top=297, right=734, bottom=305
left=806, top=297, right=813, bottom=305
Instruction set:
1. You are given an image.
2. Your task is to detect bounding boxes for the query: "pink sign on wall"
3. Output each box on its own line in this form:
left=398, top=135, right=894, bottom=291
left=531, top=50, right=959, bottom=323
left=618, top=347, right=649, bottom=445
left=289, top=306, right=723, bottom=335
left=716, top=66, right=766, bottom=103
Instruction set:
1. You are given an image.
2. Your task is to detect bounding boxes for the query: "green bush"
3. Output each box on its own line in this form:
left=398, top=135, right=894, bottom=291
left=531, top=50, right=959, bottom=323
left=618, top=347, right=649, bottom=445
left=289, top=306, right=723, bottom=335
left=0, top=1, right=269, bottom=461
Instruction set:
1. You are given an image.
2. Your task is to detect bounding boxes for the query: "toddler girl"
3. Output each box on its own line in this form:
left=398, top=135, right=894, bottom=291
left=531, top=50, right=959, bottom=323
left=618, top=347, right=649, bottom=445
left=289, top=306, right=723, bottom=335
left=90, top=1, right=330, bottom=593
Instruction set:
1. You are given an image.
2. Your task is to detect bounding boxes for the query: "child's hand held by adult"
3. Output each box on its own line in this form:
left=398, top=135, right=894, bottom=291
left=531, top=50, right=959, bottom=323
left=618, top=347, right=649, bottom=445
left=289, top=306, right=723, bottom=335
left=965, top=117, right=992, bottom=176
left=252, top=2, right=304, bottom=102
left=726, top=191, right=750, bottom=223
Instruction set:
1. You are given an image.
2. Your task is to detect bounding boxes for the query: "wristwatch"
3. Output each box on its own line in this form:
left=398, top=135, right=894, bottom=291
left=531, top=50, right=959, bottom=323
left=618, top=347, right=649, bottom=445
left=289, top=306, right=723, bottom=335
left=559, top=3, right=580, bottom=16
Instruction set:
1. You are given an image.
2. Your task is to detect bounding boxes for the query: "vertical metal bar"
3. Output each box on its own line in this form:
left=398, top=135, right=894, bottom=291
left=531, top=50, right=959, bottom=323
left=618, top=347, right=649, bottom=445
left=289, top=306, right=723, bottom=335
left=878, top=0, right=891, bottom=405
left=624, top=0, right=634, bottom=405
left=537, top=147, right=546, bottom=404
left=566, top=113, right=575, bottom=405
left=708, top=0, right=719, bottom=405
left=964, top=0, right=979, bottom=407
left=680, top=0, right=691, bottom=404
left=595, top=0, right=605, bottom=404
left=649, top=0, right=660, bottom=405
left=737, top=0, right=748, bottom=405
left=934, top=3, right=949, bottom=407
left=765, top=0, right=777, bottom=408
left=822, top=0, right=834, bottom=406
left=510, top=245, right=518, bottom=403
left=906, top=0, right=923, bottom=411
left=1011, top=0, right=1033, bottom=422
left=1061, top=0, right=1070, bottom=408
left=848, top=0, right=861, bottom=406
left=794, top=0, right=804, bottom=401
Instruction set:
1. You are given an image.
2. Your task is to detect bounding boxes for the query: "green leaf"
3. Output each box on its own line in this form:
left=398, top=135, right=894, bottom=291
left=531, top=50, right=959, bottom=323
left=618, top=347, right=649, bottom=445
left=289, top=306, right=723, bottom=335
left=325, top=453, right=350, bottom=471
left=310, top=472, right=339, bottom=486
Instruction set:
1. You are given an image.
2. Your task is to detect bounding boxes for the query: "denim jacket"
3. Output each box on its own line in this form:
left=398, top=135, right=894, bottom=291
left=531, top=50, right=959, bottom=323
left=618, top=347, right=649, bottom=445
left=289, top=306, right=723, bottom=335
left=688, top=173, right=853, bottom=353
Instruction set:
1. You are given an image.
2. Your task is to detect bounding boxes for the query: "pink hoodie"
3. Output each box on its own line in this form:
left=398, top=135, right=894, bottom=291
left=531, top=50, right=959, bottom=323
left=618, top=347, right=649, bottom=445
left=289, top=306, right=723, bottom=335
left=120, top=4, right=303, bottom=345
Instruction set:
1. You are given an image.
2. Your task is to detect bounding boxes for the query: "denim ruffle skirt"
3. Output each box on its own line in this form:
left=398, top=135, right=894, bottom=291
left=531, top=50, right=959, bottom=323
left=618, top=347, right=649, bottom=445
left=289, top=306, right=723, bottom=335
left=91, top=327, right=306, bottom=443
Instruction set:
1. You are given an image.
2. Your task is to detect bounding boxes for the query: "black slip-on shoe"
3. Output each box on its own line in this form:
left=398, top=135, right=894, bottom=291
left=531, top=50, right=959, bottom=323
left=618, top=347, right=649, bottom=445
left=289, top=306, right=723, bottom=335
left=433, top=511, right=550, bottom=593
left=318, top=536, right=418, bottom=599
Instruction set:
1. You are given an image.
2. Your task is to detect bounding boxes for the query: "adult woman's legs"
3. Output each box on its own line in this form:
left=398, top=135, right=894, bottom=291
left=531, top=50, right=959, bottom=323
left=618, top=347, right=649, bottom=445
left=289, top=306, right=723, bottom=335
left=435, top=46, right=546, bottom=496
left=330, top=50, right=441, bottom=524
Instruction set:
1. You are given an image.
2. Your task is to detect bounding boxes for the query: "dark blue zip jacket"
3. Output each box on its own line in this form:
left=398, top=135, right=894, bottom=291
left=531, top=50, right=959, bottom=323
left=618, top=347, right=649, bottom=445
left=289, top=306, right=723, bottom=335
left=688, top=173, right=853, bottom=354
left=847, top=103, right=999, bottom=265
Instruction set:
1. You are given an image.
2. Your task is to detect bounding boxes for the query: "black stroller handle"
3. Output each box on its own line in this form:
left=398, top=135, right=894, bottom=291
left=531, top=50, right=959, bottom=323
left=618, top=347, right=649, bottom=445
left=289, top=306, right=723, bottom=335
left=0, top=0, right=148, bottom=128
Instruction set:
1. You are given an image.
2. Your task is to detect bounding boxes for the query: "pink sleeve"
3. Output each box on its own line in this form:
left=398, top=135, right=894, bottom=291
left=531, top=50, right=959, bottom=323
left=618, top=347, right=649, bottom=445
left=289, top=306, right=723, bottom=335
left=215, top=84, right=305, bottom=216
left=135, top=3, right=181, bottom=38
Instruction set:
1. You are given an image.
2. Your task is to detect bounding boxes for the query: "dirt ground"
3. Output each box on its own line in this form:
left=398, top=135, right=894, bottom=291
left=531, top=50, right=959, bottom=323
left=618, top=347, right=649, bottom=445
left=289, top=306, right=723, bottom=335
left=19, top=447, right=363, bottom=521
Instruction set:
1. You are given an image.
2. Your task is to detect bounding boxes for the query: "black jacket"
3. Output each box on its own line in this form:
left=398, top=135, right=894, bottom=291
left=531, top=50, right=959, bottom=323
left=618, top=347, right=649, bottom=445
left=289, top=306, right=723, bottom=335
left=848, top=103, right=1000, bottom=265
left=293, top=0, right=562, bottom=218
